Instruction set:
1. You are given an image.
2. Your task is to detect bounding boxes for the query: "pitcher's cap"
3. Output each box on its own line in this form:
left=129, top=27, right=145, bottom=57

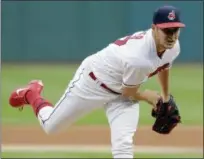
left=153, top=5, right=185, bottom=29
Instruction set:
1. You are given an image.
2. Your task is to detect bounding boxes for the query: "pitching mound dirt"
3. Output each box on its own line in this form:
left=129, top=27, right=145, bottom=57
left=2, top=125, right=203, bottom=148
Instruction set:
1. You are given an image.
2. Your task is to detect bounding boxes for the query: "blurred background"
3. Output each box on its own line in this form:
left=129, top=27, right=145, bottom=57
left=2, top=1, right=203, bottom=62
left=1, top=1, right=203, bottom=158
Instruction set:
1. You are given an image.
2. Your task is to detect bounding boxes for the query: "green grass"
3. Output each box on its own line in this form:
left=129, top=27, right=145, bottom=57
left=2, top=63, right=203, bottom=125
left=1, top=152, right=203, bottom=158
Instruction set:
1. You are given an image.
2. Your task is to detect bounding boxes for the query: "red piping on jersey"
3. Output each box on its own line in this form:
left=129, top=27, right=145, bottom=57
left=148, top=63, right=170, bottom=78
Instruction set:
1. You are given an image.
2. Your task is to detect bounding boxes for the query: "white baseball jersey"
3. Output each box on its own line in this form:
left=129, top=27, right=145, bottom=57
left=89, top=28, right=180, bottom=93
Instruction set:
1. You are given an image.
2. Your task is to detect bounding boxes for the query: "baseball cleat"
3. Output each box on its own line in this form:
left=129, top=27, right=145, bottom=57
left=9, top=80, right=44, bottom=109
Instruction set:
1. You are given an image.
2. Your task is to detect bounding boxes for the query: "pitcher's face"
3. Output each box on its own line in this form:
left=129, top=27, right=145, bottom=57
left=153, top=25, right=180, bottom=49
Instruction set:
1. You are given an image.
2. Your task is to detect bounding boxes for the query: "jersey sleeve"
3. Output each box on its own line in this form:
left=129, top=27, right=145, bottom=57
left=122, top=60, right=149, bottom=86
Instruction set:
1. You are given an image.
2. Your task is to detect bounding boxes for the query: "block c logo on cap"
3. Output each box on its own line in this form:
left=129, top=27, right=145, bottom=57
left=168, top=10, right=176, bottom=20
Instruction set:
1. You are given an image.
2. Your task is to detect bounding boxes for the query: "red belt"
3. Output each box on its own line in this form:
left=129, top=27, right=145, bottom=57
left=89, top=72, right=121, bottom=95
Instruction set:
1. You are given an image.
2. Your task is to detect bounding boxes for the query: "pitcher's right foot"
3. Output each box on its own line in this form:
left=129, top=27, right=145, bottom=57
left=9, top=80, right=44, bottom=108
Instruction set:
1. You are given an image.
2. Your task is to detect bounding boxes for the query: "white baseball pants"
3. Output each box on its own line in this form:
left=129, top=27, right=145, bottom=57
left=37, top=56, right=140, bottom=158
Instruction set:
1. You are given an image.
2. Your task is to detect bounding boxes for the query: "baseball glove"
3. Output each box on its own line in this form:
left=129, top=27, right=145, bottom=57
left=151, top=95, right=181, bottom=134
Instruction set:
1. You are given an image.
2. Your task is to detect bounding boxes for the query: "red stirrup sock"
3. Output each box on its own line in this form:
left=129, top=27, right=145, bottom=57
left=26, top=91, right=53, bottom=116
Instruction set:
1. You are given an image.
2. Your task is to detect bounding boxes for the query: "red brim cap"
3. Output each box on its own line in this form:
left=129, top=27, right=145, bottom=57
left=156, top=22, right=186, bottom=28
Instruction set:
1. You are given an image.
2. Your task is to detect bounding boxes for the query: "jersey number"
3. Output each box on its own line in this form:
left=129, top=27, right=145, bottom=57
left=114, top=32, right=146, bottom=46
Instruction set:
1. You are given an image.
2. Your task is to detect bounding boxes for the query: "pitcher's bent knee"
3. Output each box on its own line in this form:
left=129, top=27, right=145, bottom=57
left=37, top=106, right=62, bottom=134
left=38, top=120, right=57, bottom=134
left=43, top=124, right=58, bottom=134
left=38, top=117, right=62, bottom=135
left=40, top=117, right=72, bottom=135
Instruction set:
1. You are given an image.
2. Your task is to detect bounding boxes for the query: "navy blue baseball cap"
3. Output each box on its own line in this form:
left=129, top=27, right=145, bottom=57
left=153, top=5, right=185, bottom=29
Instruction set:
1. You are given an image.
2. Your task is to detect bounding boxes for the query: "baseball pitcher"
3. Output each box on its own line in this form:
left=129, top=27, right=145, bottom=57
left=9, top=5, right=184, bottom=158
